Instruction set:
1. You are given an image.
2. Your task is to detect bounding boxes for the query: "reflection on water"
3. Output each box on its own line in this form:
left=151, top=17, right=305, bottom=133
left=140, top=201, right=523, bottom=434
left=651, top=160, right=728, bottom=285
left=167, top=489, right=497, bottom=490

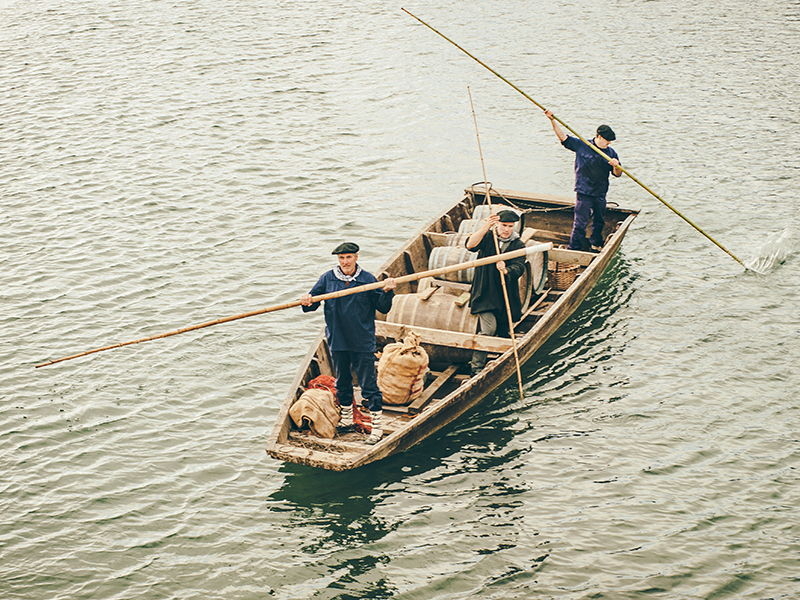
left=2, top=0, right=799, bottom=598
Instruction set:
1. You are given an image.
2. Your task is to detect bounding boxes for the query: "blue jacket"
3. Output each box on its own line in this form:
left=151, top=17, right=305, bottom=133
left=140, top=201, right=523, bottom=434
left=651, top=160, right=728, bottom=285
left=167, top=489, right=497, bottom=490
left=562, top=136, right=620, bottom=197
left=302, top=267, right=394, bottom=352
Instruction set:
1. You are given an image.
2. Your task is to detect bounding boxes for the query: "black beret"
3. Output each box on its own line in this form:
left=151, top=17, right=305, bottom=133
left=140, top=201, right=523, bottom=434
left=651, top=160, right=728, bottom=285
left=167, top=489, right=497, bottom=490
left=597, top=124, right=616, bottom=141
left=497, top=209, right=520, bottom=223
left=331, top=241, right=360, bottom=254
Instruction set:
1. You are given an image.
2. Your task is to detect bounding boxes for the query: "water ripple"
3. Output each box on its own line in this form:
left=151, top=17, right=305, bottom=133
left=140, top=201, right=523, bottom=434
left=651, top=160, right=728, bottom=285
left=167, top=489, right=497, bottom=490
left=2, top=1, right=799, bottom=599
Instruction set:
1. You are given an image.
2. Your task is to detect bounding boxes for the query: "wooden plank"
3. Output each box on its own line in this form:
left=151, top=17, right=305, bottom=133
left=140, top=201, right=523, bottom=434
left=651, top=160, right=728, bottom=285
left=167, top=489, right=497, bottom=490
left=525, top=228, right=571, bottom=244
left=456, top=201, right=471, bottom=222
left=548, top=247, right=596, bottom=266
left=423, top=232, right=453, bottom=247
left=409, top=365, right=458, bottom=414
left=421, top=231, right=433, bottom=254
left=403, top=250, right=415, bottom=275
left=267, top=442, right=352, bottom=471
left=520, top=227, right=536, bottom=244
left=469, top=187, right=639, bottom=216
left=515, top=288, right=552, bottom=324
left=376, top=321, right=512, bottom=353
left=383, top=368, right=452, bottom=414
left=317, top=339, right=334, bottom=376
left=419, top=286, right=438, bottom=301
left=288, top=431, right=366, bottom=452
left=430, top=279, right=471, bottom=292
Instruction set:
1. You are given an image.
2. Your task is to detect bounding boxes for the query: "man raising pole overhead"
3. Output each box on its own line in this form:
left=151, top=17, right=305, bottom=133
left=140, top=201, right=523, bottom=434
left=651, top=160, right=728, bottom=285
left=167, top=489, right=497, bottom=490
left=545, top=110, right=623, bottom=252
left=300, top=242, right=396, bottom=445
left=465, top=210, right=527, bottom=375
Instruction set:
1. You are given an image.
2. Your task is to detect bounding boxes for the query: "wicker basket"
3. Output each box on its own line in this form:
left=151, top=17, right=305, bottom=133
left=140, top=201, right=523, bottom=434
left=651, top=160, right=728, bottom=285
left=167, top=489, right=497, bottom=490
left=547, top=262, right=581, bottom=290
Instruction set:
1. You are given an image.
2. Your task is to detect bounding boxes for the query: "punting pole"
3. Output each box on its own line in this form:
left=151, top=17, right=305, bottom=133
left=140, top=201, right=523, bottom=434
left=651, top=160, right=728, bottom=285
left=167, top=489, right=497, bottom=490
left=35, top=243, right=553, bottom=368
left=467, top=86, right=526, bottom=401
left=401, top=8, right=748, bottom=271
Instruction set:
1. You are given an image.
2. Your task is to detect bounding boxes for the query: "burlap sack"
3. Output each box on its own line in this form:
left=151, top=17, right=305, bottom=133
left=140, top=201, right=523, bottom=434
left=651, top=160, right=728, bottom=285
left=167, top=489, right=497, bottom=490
left=289, top=388, right=340, bottom=438
left=377, top=332, right=429, bottom=405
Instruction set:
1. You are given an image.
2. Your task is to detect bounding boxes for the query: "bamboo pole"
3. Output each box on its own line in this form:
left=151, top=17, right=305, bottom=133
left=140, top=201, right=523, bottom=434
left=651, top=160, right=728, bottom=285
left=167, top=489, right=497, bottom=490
left=35, top=243, right=552, bottom=368
left=467, top=86, right=525, bottom=400
left=401, top=8, right=747, bottom=270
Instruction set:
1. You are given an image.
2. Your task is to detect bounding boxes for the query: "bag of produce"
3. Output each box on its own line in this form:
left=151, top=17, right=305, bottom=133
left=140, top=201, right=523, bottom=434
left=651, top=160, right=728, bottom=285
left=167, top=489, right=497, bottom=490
left=377, top=332, right=429, bottom=405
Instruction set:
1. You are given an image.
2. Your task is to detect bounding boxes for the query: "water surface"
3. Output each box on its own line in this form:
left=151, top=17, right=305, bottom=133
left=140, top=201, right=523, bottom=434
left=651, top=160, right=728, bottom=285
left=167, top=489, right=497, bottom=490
left=2, top=1, right=798, bottom=599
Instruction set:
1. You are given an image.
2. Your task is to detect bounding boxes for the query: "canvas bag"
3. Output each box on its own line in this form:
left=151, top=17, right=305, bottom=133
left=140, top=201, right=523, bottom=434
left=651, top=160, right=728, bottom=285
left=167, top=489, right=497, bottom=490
left=377, top=332, right=429, bottom=405
left=289, top=388, right=340, bottom=438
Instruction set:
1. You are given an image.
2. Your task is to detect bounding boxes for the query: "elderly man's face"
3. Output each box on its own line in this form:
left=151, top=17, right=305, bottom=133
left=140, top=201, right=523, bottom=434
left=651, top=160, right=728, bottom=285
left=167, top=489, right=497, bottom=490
left=338, top=253, right=358, bottom=275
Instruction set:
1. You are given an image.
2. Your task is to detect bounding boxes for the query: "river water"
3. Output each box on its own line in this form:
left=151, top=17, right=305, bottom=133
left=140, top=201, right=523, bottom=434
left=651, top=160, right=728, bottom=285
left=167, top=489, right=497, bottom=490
left=2, top=1, right=798, bottom=599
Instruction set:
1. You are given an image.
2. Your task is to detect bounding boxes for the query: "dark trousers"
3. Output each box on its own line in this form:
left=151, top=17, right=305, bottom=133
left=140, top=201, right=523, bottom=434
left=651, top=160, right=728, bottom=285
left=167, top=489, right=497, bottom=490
left=470, top=311, right=497, bottom=372
left=569, top=193, right=607, bottom=250
left=332, top=351, right=383, bottom=412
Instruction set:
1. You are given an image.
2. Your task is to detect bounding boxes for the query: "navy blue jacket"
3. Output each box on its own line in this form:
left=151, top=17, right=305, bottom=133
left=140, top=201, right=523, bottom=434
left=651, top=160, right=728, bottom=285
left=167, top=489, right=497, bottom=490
left=302, top=267, right=394, bottom=352
left=562, top=136, right=620, bottom=197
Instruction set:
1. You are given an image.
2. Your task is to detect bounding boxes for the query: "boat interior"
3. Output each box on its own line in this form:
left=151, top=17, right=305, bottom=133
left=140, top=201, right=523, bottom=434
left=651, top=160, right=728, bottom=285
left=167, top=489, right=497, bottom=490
left=281, top=187, right=634, bottom=452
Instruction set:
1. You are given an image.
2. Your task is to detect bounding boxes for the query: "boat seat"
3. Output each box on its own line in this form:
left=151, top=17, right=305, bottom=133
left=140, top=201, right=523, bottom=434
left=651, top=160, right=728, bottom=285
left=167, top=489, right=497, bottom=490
left=376, top=321, right=511, bottom=355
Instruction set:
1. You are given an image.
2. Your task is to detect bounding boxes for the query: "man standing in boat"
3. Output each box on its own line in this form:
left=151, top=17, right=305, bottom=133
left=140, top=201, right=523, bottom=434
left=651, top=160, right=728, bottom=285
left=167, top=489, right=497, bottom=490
left=545, top=109, right=623, bottom=251
left=466, top=210, right=527, bottom=375
left=300, top=242, right=396, bottom=445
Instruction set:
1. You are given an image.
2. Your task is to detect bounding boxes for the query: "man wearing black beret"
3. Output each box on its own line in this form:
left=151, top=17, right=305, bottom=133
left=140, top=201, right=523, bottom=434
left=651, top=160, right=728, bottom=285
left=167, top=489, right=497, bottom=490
left=465, top=210, right=527, bottom=374
left=545, top=110, right=623, bottom=251
left=300, top=242, right=396, bottom=444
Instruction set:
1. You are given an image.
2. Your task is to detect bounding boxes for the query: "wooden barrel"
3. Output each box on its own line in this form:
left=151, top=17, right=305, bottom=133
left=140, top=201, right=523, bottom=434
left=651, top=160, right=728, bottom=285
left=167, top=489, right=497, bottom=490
left=385, top=293, right=478, bottom=334
left=459, top=215, right=522, bottom=234
left=444, top=231, right=473, bottom=247
left=431, top=237, right=534, bottom=311
left=428, top=246, right=478, bottom=283
left=457, top=218, right=482, bottom=234
left=472, top=204, right=519, bottom=220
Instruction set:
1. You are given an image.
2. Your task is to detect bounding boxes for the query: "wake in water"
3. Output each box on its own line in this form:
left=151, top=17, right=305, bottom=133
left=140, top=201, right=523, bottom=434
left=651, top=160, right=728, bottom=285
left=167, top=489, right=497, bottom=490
left=746, top=228, right=795, bottom=274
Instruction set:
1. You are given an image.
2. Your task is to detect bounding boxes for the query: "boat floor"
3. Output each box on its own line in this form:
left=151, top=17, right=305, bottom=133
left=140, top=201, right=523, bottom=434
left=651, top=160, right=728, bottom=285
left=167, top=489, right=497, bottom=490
left=279, top=288, right=571, bottom=457
left=268, top=188, right=639, bottom=469
left=286, top=378, right=464, bottom=456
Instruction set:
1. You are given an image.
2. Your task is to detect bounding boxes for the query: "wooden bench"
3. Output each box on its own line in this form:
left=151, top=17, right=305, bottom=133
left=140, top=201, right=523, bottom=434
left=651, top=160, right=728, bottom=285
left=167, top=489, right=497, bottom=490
left=376, top=321, right=512, bottom=354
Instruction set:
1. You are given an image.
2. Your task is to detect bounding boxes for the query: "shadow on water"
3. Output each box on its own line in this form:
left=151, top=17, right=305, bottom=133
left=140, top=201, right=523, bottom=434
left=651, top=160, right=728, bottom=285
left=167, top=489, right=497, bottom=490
left=268, top=452, right=460, bottom=599
left=271, top=438, right=461, bottom=518
left=519, top=252, right=638, bottom=385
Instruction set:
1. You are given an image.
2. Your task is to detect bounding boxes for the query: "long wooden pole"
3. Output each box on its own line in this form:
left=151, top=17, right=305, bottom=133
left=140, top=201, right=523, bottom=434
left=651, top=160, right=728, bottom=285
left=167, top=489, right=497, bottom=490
left=467, top=86, right=525, bottom=400
left=401, top=8, right=747, bottom=270
left=35, top=242, right=552, bottom=368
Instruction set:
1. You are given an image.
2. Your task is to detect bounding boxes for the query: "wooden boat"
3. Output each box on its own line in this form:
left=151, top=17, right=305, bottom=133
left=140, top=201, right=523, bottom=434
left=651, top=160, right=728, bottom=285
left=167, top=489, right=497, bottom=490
left=266, top=186, right=639, bottom=470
